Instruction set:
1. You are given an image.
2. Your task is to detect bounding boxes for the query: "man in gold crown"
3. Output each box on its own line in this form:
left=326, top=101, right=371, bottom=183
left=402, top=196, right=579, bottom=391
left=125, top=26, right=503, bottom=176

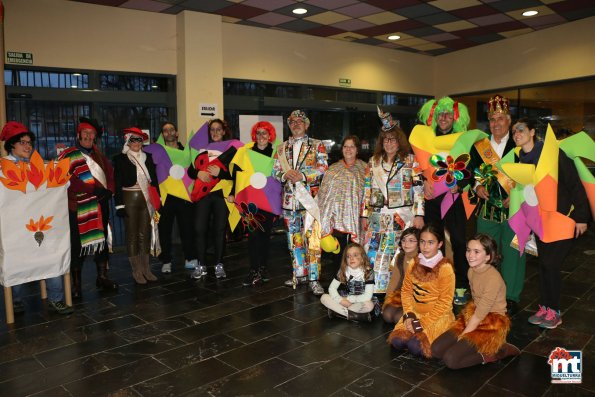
left=468, top=95, right=525, bottom=315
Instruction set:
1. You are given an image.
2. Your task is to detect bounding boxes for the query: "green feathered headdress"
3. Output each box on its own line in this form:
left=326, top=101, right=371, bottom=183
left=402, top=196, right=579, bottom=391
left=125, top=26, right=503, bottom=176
left=418, top=96, right=470, bottom=133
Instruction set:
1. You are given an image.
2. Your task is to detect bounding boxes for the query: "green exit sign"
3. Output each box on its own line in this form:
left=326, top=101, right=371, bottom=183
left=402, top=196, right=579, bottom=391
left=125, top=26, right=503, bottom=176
left=339, top=78, right=351, bottom=87
left=6, top=51, right=33, bottom=65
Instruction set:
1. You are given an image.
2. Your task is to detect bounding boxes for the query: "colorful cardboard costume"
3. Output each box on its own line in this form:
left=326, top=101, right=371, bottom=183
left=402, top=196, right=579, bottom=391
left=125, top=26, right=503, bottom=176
left=188, top=122, right=244, bottom=229
left=499, top=125, right=595, bottom=252
left=0, top=152, right=71, bottom=286
left=409, top=125, right=487, bottom=218
left=229, top=141, right=282, bottom=231
left=143, top=135, right=194, bottom=204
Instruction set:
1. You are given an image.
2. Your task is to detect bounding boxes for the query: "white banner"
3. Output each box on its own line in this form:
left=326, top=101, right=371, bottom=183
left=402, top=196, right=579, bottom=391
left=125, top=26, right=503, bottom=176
left=0, top=154, right=71, bottom=287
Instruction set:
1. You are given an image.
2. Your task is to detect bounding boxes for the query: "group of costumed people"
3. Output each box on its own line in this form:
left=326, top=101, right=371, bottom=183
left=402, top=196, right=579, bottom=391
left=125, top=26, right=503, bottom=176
left=314, top=94, right=593, bottom=370
left=0, top=95, right=592, bottom=371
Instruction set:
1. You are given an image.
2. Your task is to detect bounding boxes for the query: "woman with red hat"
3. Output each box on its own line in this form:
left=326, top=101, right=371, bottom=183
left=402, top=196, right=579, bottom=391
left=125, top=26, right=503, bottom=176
left=1, top=121, right=74, bottom=315
left=113, top=127, right=160, bottom=284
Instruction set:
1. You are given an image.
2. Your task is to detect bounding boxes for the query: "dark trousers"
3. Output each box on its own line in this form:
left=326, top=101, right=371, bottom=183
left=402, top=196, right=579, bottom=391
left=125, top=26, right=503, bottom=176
left=69, top=199, right=109, bottom=268
left=195, top=192, right=228, bottom=265
left=248, top=211, right=275, bottom=271
left=425, top=194, right=469, bottom=289
left=158, top=195, right=196, bottom=263
left=536, top=237, right=575, bottom=311
left=331, top=230, right=352, bottom=270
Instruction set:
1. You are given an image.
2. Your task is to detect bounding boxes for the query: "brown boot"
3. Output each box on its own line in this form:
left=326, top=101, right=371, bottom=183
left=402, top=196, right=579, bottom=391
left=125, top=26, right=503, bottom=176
left=140, top=254, right=158, bottom=282
left=483, top=343, right=521, bottom=363
left=96, top=261, right=119, bottom=290
left=129, top=256, right=147, bottom=284
left=71, top=266, right=82, bottom=300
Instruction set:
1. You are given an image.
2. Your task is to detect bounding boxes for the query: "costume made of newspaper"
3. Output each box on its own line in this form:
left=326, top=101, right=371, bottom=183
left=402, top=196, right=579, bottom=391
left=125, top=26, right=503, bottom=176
left=361, top=109, right=424, bottom=294
left=273, top=111, right=328, bottom=285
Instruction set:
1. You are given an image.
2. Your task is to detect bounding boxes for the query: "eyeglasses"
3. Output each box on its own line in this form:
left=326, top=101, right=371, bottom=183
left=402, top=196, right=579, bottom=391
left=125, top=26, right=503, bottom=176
left=129, top=137, right=144, bottom=143
left=288, top=119, right=305, bottom=126
left=383, top=138, right=397, bottom=144
left=17, top=140, right=33, bottom=146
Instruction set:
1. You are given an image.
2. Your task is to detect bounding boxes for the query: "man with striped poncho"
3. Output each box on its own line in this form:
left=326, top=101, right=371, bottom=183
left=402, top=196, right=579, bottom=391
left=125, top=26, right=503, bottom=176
left=59, top=118, right=118, bottom=299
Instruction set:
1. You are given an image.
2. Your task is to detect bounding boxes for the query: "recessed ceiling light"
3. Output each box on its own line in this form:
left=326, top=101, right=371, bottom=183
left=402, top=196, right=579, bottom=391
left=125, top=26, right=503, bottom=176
left=71, top=85, right=78, bottom=88
left=151, top=85, right=158, bottom=89
left=522, top=10, right=539, bottom=17
left=388, top=35, right=401, bottom=40
left=292, top=8, right=307, bottom=15
left=72, top=73, right=82, bottom=77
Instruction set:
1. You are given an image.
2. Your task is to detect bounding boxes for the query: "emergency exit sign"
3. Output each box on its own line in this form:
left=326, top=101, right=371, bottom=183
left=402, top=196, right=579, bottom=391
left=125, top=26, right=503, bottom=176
left=339, top=78, right=351, bottom=87
left=6, top=52, right=33, bottom=65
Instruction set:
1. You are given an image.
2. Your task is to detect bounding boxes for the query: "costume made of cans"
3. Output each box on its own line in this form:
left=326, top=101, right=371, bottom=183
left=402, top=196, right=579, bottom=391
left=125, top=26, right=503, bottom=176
left=317, top=159, right=367, bottom=244
left=361, top=154, right=424, bottom=293
left=273, top=135, right=328, bottom=281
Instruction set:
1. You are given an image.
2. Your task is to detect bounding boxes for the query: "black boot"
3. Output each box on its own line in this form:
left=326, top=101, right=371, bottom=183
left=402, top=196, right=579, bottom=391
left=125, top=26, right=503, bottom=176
left=96, top=261, right=118, bottom=290
left=71, top=266, right=82, bottom=300
left=347, top=310, right=372, bottom=323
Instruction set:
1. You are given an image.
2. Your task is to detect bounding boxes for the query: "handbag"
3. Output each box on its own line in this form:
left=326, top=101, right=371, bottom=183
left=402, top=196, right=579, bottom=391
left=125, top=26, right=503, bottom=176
left=148, top=185, right=161, bottom=211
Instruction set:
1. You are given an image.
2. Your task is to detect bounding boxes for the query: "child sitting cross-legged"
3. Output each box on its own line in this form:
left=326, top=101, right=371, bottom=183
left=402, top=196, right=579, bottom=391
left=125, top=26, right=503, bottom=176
left=320, top=243, right=375, bottom=322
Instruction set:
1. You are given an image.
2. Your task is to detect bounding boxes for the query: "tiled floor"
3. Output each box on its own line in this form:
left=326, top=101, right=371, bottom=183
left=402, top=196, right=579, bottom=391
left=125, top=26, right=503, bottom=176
left=1, top=229, right=593, bottom=396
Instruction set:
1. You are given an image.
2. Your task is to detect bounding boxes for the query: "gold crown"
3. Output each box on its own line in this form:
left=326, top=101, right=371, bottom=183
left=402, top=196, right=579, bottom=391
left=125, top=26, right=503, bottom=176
left=488, top=95, right=509, bottom=116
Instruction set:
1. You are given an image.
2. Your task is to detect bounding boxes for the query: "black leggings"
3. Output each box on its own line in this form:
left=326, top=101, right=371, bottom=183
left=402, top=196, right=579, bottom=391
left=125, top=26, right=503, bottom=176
left=536, top=237, right=574, bottom=311
left=431, top=331, right=483, bottom=369
left=194, top=192, right=228, bottom=265
left=247, top=211, right=275, bottom=271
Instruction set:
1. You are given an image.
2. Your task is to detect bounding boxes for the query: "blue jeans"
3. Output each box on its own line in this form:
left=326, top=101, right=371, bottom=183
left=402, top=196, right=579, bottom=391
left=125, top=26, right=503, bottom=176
left=12, top=276, right=64, bottom=303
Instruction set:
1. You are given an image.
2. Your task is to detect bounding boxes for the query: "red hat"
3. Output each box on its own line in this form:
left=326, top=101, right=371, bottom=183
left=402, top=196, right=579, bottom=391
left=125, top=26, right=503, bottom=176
left=250, top=121, right=277, bottom=143
left=123, top=127, right=149, bottom=141
left=77, top=122, right=97, bottom=135
left=1, top=121, right=29, bottom=141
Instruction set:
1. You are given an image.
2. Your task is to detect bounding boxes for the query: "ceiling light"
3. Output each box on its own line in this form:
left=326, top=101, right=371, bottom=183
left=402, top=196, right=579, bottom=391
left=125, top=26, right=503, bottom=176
left=522, top=10, right=538, bottom=17
left=388, top=35, right=401, bottom=40
left=72, top=73, right=82, bottom=77
left=151, top=85, right=158, bottom=89
left=292, top=8, right=307, bottom=15
left=71, top=85, right=78, bottom=88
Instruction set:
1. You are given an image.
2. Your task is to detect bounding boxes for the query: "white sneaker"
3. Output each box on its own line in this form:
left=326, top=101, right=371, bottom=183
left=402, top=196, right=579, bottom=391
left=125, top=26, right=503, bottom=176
left=185, top=259, right=198, bottom=269
left=310, top=281, right=324, bottom=296
left=215, top=263, right=227, bottom=279
left=161, top=263, right=172, bottom=274
left=191, top=264, right=208, bottom=279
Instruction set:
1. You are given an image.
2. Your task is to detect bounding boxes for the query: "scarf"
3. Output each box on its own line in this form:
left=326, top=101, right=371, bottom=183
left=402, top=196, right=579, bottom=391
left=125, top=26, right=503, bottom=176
left=126, top=149, right=161, bottom=257
left=519, top=140, right=544, bottom=166
left=418, top=251, right=444, bottom=269
left=60, top=146, right=105, bottom=254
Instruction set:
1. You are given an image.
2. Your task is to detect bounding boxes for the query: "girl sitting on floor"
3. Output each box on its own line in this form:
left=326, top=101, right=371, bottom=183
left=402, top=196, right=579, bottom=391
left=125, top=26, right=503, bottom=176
left=431, top=234, right=520, bottom=369
left=382, top=227, right=420, bottom=323
left=388, top=223, right=454, bottom=358
left=320, top=243, right=375, bottom=322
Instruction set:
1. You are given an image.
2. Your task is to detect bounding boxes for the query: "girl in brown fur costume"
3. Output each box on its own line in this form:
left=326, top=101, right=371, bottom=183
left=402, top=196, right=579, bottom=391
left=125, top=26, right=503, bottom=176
left=382, top=227, right=419, bottom=323
left=431, top=234, right=520, bottom=369
left=388, top=224, right=455, bottom=358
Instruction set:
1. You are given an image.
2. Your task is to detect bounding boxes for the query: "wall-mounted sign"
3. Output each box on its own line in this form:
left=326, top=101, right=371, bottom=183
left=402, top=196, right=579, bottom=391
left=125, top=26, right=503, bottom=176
left=6, top=52, right=33, bottom=65
left=199, top=103, right=218, bottom=118
left=339, top=78, right=351, bottom=88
